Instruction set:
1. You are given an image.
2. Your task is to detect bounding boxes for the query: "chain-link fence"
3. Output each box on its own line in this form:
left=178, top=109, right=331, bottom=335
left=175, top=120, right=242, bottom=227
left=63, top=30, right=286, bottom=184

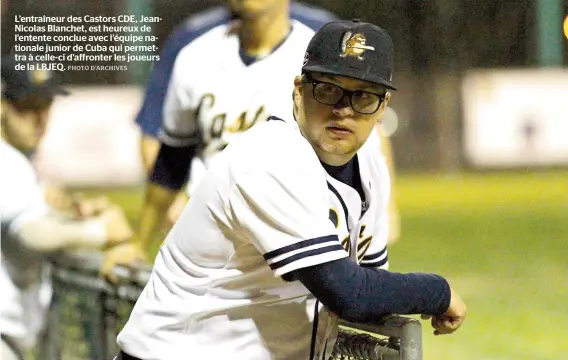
left=41, top=251, right=422, bottom=360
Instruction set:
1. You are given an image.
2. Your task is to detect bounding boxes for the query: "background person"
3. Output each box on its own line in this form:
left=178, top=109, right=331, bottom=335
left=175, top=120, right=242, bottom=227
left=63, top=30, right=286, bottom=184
left=0, top=58, right=133, bottom=360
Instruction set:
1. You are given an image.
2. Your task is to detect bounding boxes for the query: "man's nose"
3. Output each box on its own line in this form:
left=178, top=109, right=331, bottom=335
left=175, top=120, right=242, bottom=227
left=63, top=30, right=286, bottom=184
left=332, top=95, right=355, bottom=117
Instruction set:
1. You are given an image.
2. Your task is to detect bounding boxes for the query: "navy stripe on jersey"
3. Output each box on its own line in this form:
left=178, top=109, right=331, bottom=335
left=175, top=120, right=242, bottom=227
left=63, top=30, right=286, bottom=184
left=361, top=246, right=387, bottom=261
left=360, top=256, right=389, bottom=268
left=360, top=246, right=388, bottom=268
left=135, top=7, right=231, bottom=136
left=268, top=244, right=345, bottom=271
left=263, top=235, right=338, bottom=261
left=327, top=182, right=350, bottom=231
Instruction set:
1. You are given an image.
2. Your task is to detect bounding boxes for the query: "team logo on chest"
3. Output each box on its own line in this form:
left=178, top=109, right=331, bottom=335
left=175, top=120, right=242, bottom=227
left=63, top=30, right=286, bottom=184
left=329, top=208, right=372, bottom=262
left=355, top=225, right=373, bottom=259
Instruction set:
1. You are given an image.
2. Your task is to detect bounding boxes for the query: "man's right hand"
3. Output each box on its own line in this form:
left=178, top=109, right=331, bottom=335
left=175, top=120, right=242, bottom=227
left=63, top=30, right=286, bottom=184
left=422, top=287, right=467, bottom=336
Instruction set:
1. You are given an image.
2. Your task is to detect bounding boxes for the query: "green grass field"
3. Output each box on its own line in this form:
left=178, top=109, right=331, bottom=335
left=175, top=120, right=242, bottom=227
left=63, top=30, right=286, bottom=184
left=391, top=171, right=568, bottom=360
left=101, top=170, right=567, bottom=360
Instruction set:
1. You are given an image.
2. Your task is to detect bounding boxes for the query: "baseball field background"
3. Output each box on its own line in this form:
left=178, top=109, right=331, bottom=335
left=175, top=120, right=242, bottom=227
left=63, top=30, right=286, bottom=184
left=97, top=169, right=567, bottom=360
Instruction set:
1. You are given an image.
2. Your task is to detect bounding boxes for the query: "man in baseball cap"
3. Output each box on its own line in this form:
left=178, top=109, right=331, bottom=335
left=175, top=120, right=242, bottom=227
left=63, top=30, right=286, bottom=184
left=1, top=56, right=68, bottom=152
left=293, top=19, right=397, bottom=168
left=1, top=56, right=69, bottom=100
left=302, top=19, right=402, bottom=245
left=112, top=19, right=465, bottom=360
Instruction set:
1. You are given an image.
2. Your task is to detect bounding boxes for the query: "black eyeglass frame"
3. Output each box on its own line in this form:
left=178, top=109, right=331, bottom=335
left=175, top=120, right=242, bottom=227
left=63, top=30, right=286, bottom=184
left=303, top=73, right=387, bottom=115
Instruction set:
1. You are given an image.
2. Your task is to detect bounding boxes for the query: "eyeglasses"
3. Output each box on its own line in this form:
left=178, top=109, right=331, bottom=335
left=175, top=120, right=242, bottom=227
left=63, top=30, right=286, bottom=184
left=304, top=74, right=386, bottom=115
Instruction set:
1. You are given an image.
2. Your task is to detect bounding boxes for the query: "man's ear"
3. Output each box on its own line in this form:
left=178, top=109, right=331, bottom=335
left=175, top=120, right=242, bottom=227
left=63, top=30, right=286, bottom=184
left=293, top=75, right=303, bottom=104
left=375, top=92, right=392, bottom=124
left=294, top=75, right=304, bottom=94
left=383, top=92, right=392, bottom=107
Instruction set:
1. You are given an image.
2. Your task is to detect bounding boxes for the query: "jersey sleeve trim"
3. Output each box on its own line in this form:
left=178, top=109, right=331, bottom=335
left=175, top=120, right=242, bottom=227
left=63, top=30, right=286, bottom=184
left=263, top=234, right=348, bottom=276
left=263, top=235, right=337, bottom=260
left=268, top=243, right=345, bottom=270
left=361, top=246, right=386, bottom=261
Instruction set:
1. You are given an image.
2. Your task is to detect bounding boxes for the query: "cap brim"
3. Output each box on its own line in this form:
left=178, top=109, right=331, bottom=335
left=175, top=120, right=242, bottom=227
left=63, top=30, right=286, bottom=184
left=303, top=64, right=397, bottom=91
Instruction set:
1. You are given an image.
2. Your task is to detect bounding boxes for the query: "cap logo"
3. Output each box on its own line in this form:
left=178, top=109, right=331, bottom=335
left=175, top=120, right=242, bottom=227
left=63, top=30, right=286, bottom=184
left=28, top=69, right=52, bottom=84
left=303, top=52, right=309, bottom=66
left=340, top=32, right=375, bottom=60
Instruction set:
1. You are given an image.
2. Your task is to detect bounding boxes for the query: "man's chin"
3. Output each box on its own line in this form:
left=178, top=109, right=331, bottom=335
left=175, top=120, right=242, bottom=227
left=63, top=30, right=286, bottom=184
left=320, top=139, right=357, bottom=157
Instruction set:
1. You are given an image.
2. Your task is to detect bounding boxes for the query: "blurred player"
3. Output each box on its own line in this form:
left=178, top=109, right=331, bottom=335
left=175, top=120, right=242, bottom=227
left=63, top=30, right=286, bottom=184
left=0, top=58, right=133, bottom=360
left=114, top=20, right=466, bottom=360
left=135, top=2, right=338, bottom=170
left=101, top=0, right=339, bottom=273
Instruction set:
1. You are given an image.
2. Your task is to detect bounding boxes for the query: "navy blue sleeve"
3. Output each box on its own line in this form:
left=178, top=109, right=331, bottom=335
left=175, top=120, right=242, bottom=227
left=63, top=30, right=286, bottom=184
left=149, top=143, right=199, bottom=190
left=135, top=7, right=231, bottom=137
left=290, top=2, right=339, bottom=30
left=291, top=257, right=451, bottom=323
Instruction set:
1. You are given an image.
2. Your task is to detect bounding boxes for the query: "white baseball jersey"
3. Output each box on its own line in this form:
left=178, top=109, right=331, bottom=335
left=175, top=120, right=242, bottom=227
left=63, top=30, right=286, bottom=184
left=118, top=115, right=391, bottom=360
left=158, top=20, right=316, bottom=194
left=0, top=140, right=52, bottom=350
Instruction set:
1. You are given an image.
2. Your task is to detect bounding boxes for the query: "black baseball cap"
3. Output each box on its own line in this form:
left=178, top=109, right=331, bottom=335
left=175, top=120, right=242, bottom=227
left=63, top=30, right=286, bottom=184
left=1, top=56, right=68, bottom=101
left=302, top=19, right=396, bottom=90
